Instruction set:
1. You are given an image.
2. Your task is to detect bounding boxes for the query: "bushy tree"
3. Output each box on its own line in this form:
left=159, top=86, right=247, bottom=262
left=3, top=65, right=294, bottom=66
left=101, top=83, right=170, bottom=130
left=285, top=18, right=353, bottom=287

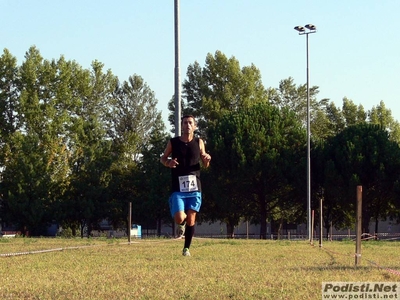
left=207, top=103, right=305, bottom=238
left=174, top=50, right=268, bottom=135
left=314, top=124, right=400, bottom=233
left=0, top=47, right=166, bottom=236
left=136, top=115, right=171, bottom=236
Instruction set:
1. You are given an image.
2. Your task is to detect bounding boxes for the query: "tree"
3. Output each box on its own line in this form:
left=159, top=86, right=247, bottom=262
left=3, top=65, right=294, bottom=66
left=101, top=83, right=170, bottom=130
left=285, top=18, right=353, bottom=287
left=342, top=97, right=367, bottom=126
left=0, top=49, right=19, bottom=141
left=61, top=60, right=117, bottom=237
left=137, top=115, right=171, bottom=236
left=103, top=74, right=165, bottom=235
left=108, top=74, right=160, bottom=164
left=0, top=47, right=74, bottom=235
left=267, top=77, right=329, bottom=139
left=207, top=102, right=305, bottom=238
left=1, top=132, right=69, bottom=235
left=369, top=100, right=400, bottom=144
left=0, top=47, right=169, bottom=237
left=178, top=50, right=268, bottom=135
left=315, top=124, right=400, bottom=234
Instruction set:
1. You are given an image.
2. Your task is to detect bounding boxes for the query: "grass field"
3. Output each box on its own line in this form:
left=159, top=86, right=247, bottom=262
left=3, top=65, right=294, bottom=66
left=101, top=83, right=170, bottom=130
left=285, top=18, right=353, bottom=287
left=0, top=237, right=399, bottom=299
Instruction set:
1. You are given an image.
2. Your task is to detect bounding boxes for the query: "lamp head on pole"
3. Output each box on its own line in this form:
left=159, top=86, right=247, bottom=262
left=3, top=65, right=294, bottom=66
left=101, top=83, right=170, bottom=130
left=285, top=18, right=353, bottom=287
left=305, top=24, right=317, bottom=32
left=294, top=24, right=317, bottom=35
left=294, top=26, right=305, bottom=33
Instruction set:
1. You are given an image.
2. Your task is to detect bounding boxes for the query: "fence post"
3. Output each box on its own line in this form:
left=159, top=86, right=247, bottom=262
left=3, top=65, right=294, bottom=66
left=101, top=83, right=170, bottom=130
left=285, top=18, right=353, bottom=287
left=311, top=210, right=314, bottom=245
left=319, top=197, right=323, bottom=248
left=128, top=202, right=132, bottom=244
left=355, top=186, right=362, bottom=266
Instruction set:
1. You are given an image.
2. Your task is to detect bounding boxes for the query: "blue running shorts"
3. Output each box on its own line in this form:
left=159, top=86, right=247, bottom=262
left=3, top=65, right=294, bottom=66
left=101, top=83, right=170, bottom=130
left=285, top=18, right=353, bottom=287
left=169, top=191, right=202, bottom=217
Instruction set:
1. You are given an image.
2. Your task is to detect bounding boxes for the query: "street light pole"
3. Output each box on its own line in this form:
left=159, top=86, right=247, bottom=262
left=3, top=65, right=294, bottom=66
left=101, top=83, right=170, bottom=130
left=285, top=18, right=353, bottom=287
left=294, top=24, right=317, bottom=242
left=174, top=0, right=181, bottom=137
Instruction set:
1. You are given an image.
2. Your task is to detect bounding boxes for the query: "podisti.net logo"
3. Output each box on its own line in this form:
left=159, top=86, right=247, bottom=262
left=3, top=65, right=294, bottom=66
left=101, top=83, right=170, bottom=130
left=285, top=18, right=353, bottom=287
left=322, top=282, right=398, bottom=299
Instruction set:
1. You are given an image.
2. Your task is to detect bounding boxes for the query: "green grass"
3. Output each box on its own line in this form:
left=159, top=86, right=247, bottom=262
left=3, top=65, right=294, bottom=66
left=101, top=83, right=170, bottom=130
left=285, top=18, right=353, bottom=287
left=0, top=237, right=399, bottom=299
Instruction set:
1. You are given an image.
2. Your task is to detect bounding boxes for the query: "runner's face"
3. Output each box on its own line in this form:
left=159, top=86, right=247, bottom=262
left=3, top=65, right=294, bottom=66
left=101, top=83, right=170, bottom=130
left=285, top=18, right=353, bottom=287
left=182, top=117, right=196, bottom=134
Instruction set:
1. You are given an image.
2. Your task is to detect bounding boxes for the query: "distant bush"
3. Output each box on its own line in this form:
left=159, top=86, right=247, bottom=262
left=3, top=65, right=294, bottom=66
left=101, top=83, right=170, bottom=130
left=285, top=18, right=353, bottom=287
left=57, top=227, right=73, bottom=238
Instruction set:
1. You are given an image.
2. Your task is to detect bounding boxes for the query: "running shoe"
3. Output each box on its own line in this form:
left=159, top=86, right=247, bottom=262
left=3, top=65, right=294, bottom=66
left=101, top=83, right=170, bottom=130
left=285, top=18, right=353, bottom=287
left=177, top=222, right=186, bottom=238
left=182, top=248, right=191, bottom=256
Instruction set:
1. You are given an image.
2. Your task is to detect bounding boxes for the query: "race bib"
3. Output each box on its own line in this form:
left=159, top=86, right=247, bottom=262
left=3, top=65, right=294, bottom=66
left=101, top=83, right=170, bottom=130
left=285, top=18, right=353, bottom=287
left=179, top=175, right=198, bottom=192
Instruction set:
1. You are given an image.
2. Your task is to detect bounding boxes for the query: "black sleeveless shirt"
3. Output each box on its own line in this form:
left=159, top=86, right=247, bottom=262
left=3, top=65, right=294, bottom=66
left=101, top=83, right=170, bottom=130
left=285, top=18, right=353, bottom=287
left=170, top=137, right=201, bottom=193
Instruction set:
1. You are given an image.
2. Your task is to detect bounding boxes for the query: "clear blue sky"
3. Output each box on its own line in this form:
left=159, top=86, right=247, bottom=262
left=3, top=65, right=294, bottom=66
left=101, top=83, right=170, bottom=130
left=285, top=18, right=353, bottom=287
left=2, top=1, right=400, bottom=127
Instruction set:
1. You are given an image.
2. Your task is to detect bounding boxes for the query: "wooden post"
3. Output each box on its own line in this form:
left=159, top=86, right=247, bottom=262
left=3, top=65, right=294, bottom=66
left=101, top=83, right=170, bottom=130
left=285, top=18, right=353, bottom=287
left=128, top=202, right=132, bottom=244
left=311, top=210, right=314, bottom=245
left=319, top=197, right=323, bottom=248
left=355, top=186, right=362, bottom=266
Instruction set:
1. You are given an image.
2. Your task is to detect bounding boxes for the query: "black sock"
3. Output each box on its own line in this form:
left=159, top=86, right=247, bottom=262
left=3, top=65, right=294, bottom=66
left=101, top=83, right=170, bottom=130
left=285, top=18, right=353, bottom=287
left=184, top=225, right=195, bottom=249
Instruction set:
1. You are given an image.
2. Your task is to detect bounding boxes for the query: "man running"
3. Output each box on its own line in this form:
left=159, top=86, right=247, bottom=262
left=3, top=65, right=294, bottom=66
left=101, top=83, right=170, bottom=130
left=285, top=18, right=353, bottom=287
left=160, top=115, right=211, bottom=256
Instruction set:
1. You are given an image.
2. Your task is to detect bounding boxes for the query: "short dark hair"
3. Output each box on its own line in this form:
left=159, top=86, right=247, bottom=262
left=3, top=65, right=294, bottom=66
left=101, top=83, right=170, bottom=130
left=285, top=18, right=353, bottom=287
left=181, top=115, right=195, bottom=122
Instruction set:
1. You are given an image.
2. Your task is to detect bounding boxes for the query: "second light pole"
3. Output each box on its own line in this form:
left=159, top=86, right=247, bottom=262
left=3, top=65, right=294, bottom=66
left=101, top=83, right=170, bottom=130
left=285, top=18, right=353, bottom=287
left=294, top=24, right=317, bottom=242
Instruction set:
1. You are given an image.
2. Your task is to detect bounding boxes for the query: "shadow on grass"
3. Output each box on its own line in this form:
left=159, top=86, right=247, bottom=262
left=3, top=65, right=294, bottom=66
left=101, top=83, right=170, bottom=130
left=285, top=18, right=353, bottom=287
left=297, top=265, right=374, bottom=272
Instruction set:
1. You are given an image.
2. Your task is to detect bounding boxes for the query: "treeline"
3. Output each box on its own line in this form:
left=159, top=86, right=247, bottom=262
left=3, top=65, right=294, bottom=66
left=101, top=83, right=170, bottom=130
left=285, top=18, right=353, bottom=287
left=1, top=48, right=400, bottom=238
left=0, top=46, right=171, bottom=237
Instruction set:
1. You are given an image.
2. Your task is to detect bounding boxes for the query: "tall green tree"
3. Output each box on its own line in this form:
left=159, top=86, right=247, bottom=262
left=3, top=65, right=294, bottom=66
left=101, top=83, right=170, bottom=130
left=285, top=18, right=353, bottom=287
left=0, top=47, right=71, bottom=234
left=0, top=47, right=168, bottom=237
left=108, top=74, right=160, bottom=163
left=176, top=50, right=268, bottom=135
left=342, top=97, right=367, bottom=126
left=315, top=124, right=400, bottom=233
left=62, top=60, right=117, bottom=237
left=311, top=97, right=365, bottom=141
left=0, top=49, right=19, bottom=141
left=207, top=103, right=305, bottom=238
left=369, top=100, right=400, bottom=144
left=103, top=74, right=164, bottom=234
left=137, top=115, right=171, bottom=236
left=267, top=77, right=329, bottom=139
left=1, top=132, right=69, bottom=235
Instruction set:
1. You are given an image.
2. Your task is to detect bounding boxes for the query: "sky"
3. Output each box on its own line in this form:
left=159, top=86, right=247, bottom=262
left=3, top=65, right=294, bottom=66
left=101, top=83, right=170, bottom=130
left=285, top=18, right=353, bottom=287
left=2, top=1, right=400, bottom=129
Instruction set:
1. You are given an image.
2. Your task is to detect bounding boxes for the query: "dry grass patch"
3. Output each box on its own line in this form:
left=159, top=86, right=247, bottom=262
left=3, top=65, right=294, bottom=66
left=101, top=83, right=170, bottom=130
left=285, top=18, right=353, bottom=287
left=0, top=238, right=398, bottom=299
